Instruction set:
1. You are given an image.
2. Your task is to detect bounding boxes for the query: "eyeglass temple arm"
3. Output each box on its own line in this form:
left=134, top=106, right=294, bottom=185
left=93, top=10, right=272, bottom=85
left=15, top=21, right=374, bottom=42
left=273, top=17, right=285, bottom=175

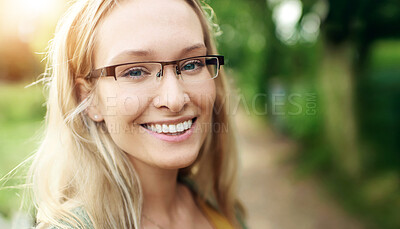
left=85, top=66, right=117, bottom=80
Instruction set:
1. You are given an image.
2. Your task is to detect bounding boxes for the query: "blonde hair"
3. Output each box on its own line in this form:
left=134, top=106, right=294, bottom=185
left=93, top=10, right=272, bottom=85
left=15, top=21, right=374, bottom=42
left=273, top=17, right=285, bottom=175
left=30, top=0, right=245, bottom=228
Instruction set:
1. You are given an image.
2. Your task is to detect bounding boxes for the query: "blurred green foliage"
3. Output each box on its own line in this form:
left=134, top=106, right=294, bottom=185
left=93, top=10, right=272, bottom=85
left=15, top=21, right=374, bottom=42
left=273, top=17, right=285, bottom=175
left=208, top=0, right=400, bottom=228
left=0, top=83, right=45, bottom=218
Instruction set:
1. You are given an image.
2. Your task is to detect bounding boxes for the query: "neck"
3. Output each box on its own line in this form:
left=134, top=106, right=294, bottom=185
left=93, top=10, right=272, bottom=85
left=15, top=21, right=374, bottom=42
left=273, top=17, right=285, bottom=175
left=128, top=157, right=183, bottom=217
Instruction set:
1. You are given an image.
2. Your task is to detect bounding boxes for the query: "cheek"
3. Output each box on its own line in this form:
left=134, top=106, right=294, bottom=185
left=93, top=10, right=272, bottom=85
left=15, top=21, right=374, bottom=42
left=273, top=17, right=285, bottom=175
left=98, top=90, right=151, bottom=152
left=97, top=84, right=151, bottom=122
left=190, top=80, right=216, bottom=117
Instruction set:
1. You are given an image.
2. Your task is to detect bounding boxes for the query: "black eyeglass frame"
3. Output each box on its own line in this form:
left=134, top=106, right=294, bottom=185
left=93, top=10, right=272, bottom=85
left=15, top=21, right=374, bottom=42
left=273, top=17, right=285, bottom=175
left=85, top=55, right=224, bottom=81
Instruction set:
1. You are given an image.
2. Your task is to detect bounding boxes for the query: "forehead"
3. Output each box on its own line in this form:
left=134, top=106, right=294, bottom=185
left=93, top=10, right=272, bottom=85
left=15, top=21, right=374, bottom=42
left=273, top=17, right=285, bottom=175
left=94, top=0, right=205, bottom=67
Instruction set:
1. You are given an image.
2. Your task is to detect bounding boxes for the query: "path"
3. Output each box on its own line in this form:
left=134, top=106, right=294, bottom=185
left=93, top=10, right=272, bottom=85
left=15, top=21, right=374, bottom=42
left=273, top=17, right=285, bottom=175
left=235, top=111, right=365, bottom=229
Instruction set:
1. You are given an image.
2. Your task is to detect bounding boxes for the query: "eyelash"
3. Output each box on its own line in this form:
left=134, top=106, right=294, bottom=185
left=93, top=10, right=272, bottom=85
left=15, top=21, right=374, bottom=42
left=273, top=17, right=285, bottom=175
left=181, top=60, right=205, bottom=70
left=121, top=67, right=150, bottom=78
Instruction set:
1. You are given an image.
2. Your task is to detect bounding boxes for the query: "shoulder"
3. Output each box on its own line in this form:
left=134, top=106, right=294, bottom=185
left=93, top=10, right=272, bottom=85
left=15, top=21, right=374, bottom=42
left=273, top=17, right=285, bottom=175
left=46, top=207, right=94, bottom=229
left=197, top=199, right=234, bottom=229
left=179, top=176, right=248, bottom=229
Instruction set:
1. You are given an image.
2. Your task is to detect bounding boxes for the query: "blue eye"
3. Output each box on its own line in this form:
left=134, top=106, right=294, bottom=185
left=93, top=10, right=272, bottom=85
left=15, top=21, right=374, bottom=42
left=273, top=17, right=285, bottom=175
left=128, top=70, right=142, bottom=77
left=121, top=67, right=149, bottom=79
left=183, top=63, right=196, bottom=70
left=181, top=60, right=204, bottom=72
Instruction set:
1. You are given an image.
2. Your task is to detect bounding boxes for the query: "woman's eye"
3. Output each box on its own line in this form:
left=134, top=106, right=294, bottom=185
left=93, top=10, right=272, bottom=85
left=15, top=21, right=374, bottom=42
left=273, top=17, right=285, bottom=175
left=128, top=70, right=142, bottom=77
left=181, top=60, right=204, bottom=72
left=121, top=68, right=149, bottom=78
left=183, top=63, right=196, bottom=70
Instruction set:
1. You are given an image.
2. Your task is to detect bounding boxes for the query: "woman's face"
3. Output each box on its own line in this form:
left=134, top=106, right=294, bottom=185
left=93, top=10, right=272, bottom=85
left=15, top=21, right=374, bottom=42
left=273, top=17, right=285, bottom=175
left=90, top=0, right=216, bottom=169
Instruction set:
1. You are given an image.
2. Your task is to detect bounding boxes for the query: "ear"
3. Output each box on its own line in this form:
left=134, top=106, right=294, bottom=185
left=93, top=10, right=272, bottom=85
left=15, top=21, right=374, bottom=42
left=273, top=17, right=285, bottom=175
left=75, top=78, right=104, bottom=122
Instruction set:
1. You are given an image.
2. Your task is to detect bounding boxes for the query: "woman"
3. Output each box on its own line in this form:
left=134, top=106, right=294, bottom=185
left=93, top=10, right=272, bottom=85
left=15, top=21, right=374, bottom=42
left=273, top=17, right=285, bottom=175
left=29, top=0, right=246, bottom=228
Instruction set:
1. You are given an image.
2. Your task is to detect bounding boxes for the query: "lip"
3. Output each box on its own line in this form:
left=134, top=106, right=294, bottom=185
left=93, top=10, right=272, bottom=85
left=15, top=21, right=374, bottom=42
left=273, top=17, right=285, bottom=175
left=140, top=115, right=197, bottom=125
left=141, top=118, right=196, bottom=142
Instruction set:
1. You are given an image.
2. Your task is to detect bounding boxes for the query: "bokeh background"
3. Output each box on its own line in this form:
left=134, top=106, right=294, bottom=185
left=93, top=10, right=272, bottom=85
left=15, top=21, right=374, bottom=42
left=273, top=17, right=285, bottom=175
left=1, top=0, right=399, bottom=228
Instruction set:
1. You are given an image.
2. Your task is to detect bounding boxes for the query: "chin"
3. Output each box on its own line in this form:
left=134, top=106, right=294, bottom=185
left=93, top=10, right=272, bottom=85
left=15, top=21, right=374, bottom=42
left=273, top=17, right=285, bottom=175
left=155, top=148, right=200, bottom=170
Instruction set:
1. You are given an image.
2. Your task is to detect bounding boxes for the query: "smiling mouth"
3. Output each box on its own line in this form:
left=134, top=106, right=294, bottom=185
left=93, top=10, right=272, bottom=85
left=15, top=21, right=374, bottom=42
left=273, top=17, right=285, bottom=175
left=140, top=117, right=197, bottom=135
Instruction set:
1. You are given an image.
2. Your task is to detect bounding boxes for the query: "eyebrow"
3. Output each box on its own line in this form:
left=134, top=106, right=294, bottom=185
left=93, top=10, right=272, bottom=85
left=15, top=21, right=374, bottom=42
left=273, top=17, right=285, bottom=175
left=108, top=43, right=206, bottom=65
left=181, top=43, right=206, bottom=54
left=108, top=50, right=152, bottom=65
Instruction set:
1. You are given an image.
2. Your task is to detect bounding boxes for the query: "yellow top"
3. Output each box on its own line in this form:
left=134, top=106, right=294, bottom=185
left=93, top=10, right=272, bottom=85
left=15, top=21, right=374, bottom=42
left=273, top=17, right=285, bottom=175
left=197, top=199, right=235, bottom=229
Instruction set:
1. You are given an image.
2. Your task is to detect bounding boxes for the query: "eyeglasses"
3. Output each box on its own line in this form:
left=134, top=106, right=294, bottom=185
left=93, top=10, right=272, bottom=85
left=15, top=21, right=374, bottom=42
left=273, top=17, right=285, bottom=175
left=85, top=55, right=224, bottom=84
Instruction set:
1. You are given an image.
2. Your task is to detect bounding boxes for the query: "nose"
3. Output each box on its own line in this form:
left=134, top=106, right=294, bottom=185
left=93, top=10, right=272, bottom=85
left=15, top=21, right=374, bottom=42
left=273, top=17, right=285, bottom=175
left=153, top=65, right=190, bottom=113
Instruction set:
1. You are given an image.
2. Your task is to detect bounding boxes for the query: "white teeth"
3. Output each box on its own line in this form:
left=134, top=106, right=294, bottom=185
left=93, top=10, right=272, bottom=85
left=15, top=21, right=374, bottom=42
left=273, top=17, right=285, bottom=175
left=144, top=119, right=194, bottom=134
left=162, top=124, right=169, bottom=133
left=169, top=124, right=177, bottom=133
left=155, top=124, right=162, bottom=133
left=176, top=123, right=184, bottom=132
